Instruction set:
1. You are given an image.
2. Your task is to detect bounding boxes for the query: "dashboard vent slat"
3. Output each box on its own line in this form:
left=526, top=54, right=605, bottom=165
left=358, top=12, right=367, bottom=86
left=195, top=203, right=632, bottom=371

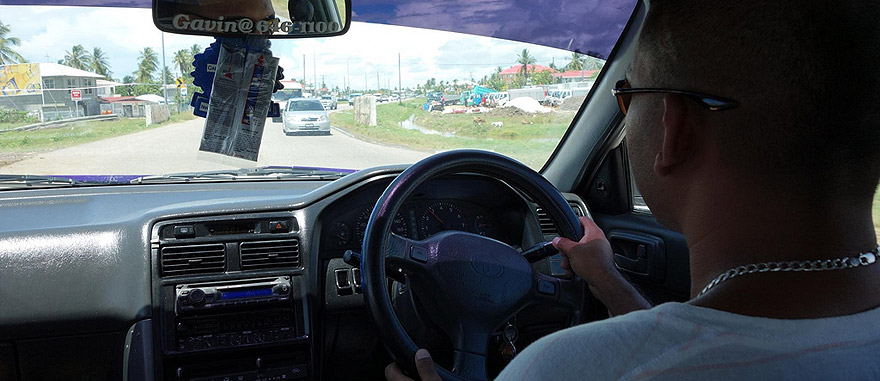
left=240, top=239, right=301, bottom=270
left=161, top=243, right=226, bottom=276
left=536, top=202, right=586, bottom=236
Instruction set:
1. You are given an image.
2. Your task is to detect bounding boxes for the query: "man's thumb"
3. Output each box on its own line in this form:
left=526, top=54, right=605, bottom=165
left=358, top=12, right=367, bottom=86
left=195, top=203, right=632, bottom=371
left=415, top=349, right=440, bottom=381
left=552, top=236, right=577, bottom=254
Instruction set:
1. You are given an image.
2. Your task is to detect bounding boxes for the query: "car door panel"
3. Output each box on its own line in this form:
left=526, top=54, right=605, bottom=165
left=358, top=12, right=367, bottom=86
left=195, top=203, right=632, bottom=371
left=581, top=141, right=691, bottom=305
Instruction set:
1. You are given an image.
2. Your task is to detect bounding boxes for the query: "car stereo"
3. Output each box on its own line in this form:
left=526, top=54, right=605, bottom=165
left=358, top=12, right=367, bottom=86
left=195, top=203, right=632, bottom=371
left=170, top=277, right=299, bottom=353
left=175, top=276, right=291, bottom=313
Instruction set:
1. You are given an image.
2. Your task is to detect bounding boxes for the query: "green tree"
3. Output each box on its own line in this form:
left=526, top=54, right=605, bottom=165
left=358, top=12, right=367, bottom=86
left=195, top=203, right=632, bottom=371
left=173, top=49, right=191, bottom=77
left=532, top=69, right=554, bottom=85
left=0, top=21, right=25, bottom=64
left=564, top=52, right=585, bottom=71
left=516, top=49, right=537, bottom=85
left=89, top=47, right=112, bottom=79
left=424, top=78, right=436, bottom=92
left=63, top=44, right=90, bottom=70
left=134, top=47, right=159, bottom=84
left=189, top=44, right=202, bottom=59
left=118, top=75, right=135, bottom=96
left=161, top=66, right=174, bottom=84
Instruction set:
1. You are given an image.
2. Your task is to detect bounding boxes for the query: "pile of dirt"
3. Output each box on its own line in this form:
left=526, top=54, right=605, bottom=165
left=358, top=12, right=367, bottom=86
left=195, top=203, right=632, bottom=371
left=488, top=107, right=530, bottom=118
left=558, top=95, right=588, bottom=111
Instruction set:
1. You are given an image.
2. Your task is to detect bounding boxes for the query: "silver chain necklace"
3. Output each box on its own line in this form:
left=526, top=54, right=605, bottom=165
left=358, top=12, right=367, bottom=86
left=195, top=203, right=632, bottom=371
left=697, top=246, right=880, bottom=297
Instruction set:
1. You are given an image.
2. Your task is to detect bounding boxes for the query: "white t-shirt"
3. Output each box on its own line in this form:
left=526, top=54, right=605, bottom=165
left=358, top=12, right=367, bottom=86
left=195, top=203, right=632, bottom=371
left=497, top=302, right=880, bottom=380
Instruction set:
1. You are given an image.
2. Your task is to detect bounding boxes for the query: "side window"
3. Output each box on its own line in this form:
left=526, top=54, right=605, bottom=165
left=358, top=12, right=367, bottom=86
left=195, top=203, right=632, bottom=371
left=44, top=79, right=54, bottom=89
left=874, top=186, right=879, bottom=241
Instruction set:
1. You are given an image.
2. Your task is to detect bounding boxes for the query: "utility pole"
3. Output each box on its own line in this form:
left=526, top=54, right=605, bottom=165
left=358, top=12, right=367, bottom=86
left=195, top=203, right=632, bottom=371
left=346, top=58, right=351, bottom=95
left=161, top=32, right=170, bottom=112
left=398, top=53, right=402, bottom=104
left=303, top=54, right=306, bottom=94
left=313, top=50, right=317, bottom=95
left=376, top=71, right=380, bottom=93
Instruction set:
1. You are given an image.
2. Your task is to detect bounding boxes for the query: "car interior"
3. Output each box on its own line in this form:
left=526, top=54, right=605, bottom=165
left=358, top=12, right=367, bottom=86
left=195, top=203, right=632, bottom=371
left=0, top=0, right=701, bottom=380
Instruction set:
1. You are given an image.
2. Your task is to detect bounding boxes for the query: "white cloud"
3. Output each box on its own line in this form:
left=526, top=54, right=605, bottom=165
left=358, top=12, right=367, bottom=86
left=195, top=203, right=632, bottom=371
left=2, top=5, right=590, bottom=90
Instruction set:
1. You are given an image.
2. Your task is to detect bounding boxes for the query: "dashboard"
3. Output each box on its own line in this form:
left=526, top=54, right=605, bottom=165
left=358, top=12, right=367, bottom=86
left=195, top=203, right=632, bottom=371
left=320, top=175, right=530, bottom=253
left=0, top=165, right=587, bottom=380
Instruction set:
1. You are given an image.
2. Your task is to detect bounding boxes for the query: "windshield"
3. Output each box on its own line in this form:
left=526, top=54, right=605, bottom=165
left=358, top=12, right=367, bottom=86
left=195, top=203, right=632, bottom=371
left=287, top=100, right=325, bottom=112
left=0, top=4, right=618, bottom=184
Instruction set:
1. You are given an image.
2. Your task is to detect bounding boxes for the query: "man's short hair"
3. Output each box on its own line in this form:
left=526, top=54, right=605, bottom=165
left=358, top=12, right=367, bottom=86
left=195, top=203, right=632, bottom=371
left=638, top=0, right=880, bottom=202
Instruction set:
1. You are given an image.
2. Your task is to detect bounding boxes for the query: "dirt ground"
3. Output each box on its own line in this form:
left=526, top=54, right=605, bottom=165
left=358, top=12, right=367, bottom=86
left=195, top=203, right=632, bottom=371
left=558, top=95, right=588, bottom=111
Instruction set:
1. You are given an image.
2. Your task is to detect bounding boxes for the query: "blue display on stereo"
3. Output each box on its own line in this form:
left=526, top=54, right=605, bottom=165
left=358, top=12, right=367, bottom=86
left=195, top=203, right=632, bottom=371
left=221, top=288, right=272, bottom=300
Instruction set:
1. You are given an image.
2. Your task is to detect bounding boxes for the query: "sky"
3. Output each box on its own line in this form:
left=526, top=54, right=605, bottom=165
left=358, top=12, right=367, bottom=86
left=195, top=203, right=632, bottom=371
left=0, top=5, right=606, bottom=90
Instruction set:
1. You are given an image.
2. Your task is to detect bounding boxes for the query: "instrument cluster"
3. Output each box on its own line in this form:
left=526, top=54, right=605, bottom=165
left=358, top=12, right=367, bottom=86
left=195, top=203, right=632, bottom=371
left=327, top=199, right=503, bottom=247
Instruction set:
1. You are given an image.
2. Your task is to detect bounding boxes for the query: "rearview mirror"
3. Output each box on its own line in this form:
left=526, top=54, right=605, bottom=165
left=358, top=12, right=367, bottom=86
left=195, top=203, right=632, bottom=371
left=153, top=0, right=350, bottom=38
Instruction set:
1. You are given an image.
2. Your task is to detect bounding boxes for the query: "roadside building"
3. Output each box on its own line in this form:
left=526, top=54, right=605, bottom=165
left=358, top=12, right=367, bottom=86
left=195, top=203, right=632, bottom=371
left=96, top=79, right=124, bottom=97
left=553, top=69, right=600, bottom=83
left=99, top=96, right=153, bottom=117
left=0, top=62, right=105, bottom=120
left=498, top=64, right=556, bottom=84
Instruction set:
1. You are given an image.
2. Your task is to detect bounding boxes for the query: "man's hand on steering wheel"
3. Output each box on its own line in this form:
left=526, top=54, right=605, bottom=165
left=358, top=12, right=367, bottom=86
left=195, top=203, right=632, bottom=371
left=553, top=216, right=652, bottom=316
left=386, top=349, right=441, bottom=381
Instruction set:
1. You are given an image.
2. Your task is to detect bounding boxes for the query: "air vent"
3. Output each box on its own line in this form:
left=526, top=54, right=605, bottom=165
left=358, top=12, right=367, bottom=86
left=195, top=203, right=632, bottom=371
left=240, top=239, right=301, bottom=270
left=537, top=202, right=586, bottom=235
left=161, top=243, right=226, bottom=276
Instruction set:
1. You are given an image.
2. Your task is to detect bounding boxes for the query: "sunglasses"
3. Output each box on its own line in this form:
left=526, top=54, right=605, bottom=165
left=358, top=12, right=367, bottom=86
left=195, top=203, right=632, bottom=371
left=611, top=79, right=739, bottom=115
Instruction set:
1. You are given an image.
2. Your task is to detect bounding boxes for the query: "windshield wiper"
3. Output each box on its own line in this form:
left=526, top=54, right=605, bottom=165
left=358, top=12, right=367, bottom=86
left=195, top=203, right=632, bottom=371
left=0, top=174, right=85, bottom=189
left=130, top=166, right=350, bottom=184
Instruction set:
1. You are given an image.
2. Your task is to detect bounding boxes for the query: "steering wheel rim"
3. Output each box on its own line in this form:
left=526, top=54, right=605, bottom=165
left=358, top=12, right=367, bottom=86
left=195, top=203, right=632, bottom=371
left=361, top=149, right=584, bottom=380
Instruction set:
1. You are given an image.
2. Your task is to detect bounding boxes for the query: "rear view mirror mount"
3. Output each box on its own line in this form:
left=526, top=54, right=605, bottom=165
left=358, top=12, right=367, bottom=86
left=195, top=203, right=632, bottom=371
left=153, top=0, right=350, bottom=39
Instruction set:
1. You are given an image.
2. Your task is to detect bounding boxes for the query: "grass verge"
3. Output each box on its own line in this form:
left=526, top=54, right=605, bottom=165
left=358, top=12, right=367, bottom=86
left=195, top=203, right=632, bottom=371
left=0, top=120, right=39, bottom=131
left=330, top=98, right=573, bottom=169
left=0, top=112, right=197, bottom=155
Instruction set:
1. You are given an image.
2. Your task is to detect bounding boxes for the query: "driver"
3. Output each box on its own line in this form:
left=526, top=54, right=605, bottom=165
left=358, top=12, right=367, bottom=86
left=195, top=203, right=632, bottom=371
left=388, top=0, right=880, bottom=379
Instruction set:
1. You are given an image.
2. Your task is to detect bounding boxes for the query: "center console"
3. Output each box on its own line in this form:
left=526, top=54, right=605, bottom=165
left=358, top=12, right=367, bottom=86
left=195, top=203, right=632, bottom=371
left=151, top=212, right=312, bottom=381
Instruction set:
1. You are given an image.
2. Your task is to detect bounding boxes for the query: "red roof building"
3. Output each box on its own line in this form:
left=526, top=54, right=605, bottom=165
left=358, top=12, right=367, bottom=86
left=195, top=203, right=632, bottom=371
left=499, top=64, right=556, bottom=83
left=553, top=69, right=600, bottom=82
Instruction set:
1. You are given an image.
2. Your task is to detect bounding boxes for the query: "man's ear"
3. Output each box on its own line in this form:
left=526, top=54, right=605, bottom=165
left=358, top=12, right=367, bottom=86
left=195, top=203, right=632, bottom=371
left=654, top=94, right=695, bottom=176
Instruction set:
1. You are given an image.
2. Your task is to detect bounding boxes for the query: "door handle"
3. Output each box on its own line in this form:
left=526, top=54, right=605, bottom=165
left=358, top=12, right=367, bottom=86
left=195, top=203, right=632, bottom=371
left=608, top=231, right=665, bottom=282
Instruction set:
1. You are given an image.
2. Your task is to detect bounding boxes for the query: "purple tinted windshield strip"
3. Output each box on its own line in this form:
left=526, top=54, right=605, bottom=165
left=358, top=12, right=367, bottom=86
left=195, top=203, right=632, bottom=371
left=0, top=0, right=150, bottom=6
left=62, top=175, right=143, bottom=182
left=57, top=166, right=355, bottom=183
left=2, top=0, right=636, bottom=59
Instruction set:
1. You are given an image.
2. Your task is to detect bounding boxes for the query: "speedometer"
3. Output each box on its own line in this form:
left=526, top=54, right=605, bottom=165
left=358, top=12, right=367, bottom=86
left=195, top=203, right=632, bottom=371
left=355, top=207, right=410, bottom=245
left=419, top=202, right=467, bottom=238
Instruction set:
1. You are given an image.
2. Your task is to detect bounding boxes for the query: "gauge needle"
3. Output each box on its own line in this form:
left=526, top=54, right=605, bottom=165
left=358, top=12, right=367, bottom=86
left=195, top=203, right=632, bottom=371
left=429, top=209, right=445, bottom=225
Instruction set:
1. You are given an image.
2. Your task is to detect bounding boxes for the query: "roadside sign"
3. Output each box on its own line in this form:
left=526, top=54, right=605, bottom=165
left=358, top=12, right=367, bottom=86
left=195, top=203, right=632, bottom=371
left=180, top=85, right=187, bottom=98
left=176, top=77, right=184, bottom=88
left=70, top=89, right=82, bottom=101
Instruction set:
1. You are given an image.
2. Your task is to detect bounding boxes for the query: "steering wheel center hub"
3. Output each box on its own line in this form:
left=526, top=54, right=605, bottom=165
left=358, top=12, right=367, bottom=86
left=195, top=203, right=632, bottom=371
left=470, top=255, right=504, bottom=278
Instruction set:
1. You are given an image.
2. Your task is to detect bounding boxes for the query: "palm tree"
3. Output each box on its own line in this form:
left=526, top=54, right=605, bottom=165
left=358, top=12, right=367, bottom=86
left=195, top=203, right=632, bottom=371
left=564, top=52, right=585, bottom=71
left=161, top=66, right=174, bottom=84
left=62, top=45, right=90, bottom=70
left=134, top=47, right=159, bottom=84
left=189, top=44, right=202, bottom=59
left=516, top=49, right=537, bottom=85
left=173, top=49, right=190, bottom=77
left=89, top=47, right=111, bottom=79
left=0, top=21, right=25, bottom=64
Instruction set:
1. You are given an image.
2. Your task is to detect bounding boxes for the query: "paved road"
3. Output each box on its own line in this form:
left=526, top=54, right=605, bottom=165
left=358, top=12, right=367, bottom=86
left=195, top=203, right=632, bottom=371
left=0, top=107, right=429, bottom=175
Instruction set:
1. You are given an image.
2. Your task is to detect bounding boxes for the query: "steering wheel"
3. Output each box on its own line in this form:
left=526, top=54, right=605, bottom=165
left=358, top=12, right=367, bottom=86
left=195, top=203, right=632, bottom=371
left=360, top=150, right=586, bottom=380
